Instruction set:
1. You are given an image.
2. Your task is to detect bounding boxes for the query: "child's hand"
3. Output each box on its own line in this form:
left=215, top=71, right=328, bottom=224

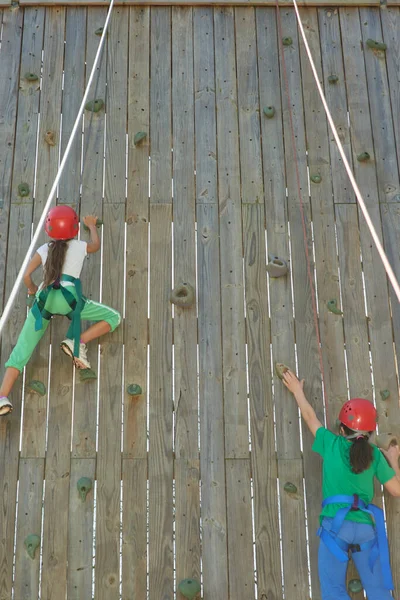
left=27, top=284, right=38, bottom=296
left=83, top=215, right=98, bottom=228
left=282, top=369, right=305, bottom=395
left=381, top=444, right=400, bottom=466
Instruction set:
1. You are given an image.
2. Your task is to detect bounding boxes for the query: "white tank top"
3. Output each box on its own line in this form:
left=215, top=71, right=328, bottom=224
left=37, top=240, right=87, bottom=285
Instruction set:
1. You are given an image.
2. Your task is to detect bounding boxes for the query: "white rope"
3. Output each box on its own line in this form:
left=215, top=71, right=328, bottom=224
left=291, top=0, right=400, bottom=305
left=0, top=0, right=115, bottom=338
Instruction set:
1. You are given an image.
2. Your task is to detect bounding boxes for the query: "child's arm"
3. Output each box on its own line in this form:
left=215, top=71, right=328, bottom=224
left=282, top=369, right=323, bottom=437
left=83, top=215, right=101, bottom=254
left=23, top=253, right=42, bottom=295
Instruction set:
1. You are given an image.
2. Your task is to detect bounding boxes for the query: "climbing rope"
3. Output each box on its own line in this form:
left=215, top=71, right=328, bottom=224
left=0, top=0, right=115, bottom=338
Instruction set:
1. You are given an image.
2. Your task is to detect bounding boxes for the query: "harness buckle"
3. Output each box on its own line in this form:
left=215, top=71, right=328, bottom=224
left=350, top=494, right=359, bottom=511
left=348, top=544, right=361, bottom=556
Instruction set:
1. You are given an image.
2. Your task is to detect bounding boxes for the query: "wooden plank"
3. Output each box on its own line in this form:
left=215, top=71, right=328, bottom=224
left=58, top=6, right=86, bottom=205
left=318, top=6, right=354, bottom=204
left=148, top=204, right=173, bottom=600
left=214, top=7, right=248, bottom=459
left=381, top=203, right=400, bottom=370
left=18, top=0, right=392, bottom=7
left=41, top=323, right=73, bottom=600
left=360, top=7, right=400, bottom=202
left=122, top=459, right=147, bottom=599
left=0, top=6, right=23, bottom=311
left=95, top=342, right=123, bottom=600
left=225, top=459, right=254, bottom=599
left=381, top=7, right=400, bottom=173
left=124, top=6, right=149, bottom=458
left=68, top=458, right=96, bottom=600
left=104, top=7, right=128, bottom=205
left=150, top=7, right=172, bottom=204
left=72, top=7, right=107, bottom=459
left=14, top=459, right=45, bottom=600
left=242, top=202, right=282, bottom=599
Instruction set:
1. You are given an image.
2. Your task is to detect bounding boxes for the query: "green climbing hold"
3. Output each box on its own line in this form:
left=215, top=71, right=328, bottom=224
left=380, top=389, right=390, bottom=401
left=95, top=27, right=104, bottom=36
left=18, top=183, right=30, bottom=197
left=77, top=476, right=93, bottom=502
left=83, top=219, right=103, bottom=232
left=24, top=72, right=39, bottom=82
left=85, top=99, right=104, bottom=113
left=127, top=384, right=142, bottom=396
left=275, top=362, right=290, bottom=381
left=328, top=75, right=339, bottom=84
left=282, top=37, right=292, bottom=46
left=178, top=578, right=201, bottom=600
left=327, top=299, right=343, bottom=315
left=348, top=579, right=363, bottom=594
left=310, top=174, right=322, bottom=184
left=134, top=131, right=147, bottom=146
left=170, top=282, right=195, bottom=308
left=263, top=106, right=275, bottom=119
left=357, top=152, right=370, bottom=162
left=366, top=39, right=387, bottom=51
left=27, top=380, right=46, bottom=396
left=284, top=482, right=298, bottom=495
left=79, top=368, right=97, bottom=382
left=24, top=534, right=40, bottom=560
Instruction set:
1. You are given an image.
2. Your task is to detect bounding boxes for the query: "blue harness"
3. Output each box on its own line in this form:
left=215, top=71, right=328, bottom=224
left=317, top=494, right=394, bottom=590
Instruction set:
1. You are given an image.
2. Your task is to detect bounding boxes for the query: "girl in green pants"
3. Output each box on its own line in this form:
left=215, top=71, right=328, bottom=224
left=0, top=206, right=120, bottom=416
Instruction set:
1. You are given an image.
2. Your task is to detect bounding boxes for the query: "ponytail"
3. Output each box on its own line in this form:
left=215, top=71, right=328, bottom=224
left=43, top=240, right=69, bottom=288
left=341, top=424, right=374, bottom=474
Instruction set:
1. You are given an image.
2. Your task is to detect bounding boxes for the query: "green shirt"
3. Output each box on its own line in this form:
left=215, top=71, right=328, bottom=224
left=312, top=427, right=395, bottom=524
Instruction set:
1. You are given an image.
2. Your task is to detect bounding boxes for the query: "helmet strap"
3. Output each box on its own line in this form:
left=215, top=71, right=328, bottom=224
left=345, top=430, right=371, bottom=441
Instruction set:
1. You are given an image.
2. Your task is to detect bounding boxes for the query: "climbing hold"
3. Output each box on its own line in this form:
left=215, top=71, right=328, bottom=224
left=24, top=72, right=39, bottom=82
left=348, top=579, right=363, bottom=594
left=77, top=476, right=93, bottom=502
left=85, top=99, right=104, bottom=113
left=275, top=362, right=290, bottom=381
left=170, top=283, right=195, bottom=308
left=282, top=37, right=292, bottom=46
left=83, top=219, right=103, bottom=232
left=178, top=578, right=201, bottom=600
left=310, top=174, right=322, bottom=184
left=328, top=75, right=339, bottom=84
left=283, top=482, right=298, bottom=495
left=266, top=257, right=288, bottom=278
left=79, top=368, right=97, bottom=382
left=366, top=39, right=387, bottom=51
left=357, top=152, right=370, bottom=162
left=18, top=183, right=30, bottom=198
left=44, top=130, right=56, bottom=146
left=26, top=380, right=46, bottom=396
left=327, top=299, right=343, bottom=315
left=95, top=27, right=104, bottom=36
left=376, top=432, right=398, bottom=451
left=134, top=131, right=147, bottom=146
left=263, top=106, right=275, bottom=119
left=380, top=389, right=390, bottom=401
left=127, top=384, right=142, bottom=396
left=24, top=534, right=40, bottom=560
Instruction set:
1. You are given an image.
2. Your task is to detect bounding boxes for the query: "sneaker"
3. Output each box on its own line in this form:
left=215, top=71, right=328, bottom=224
left=60, top=339, right=91, bottom=370
left=0, top=397, right=13, bottom=416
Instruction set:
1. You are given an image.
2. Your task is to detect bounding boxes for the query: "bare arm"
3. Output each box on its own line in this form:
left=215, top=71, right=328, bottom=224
left=83, top=215, right=101, bottom=254
left=282, top=370, right=323, bottom=437
left=23, top=253, right=42, bottom=295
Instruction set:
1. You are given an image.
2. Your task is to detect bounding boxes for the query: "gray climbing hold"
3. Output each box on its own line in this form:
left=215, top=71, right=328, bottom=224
left=263, top=106, right=275, bottom=119
left=85, top=99, right=104, bottom=113
left=18, top=183, right=30, bottom=197
left=134, top=131, right=147, bottom=146
left=170, top=283, right=195, bottom=308
left=83, top=219, right=103, bottom=232
left=327, top=299, right=343, bottom=315
left=380, top=389, right=390, bottom=401
left=77, top=476, right=93, bottom=502
left=44, top=130, right=56, bottom=146
left=26, top=380, right=46, bottom=396
left=282, top=37, right=292, bottom=46
left=357, top=152, right=370, bottom=162
left=79, top=368, right=97, bottom=382
left=310, top=174, right=322, bottom=184
left=266, top=257, right=288, bottom=278
left=127, top=384, right=143, bottom=396
left=24, top=72, right=39, bottom=82
left=178, top=578, right=201, bottom=600
left=24, top=534, right=40, bottom=559
left=328, top=75, right=339, bottom=84
left=348, top=579, right=363, bottom=594
left=284, top=482, right=298, bottom=495
left=366, top=39, right=387, bottom=51
left=275, top=362, right=290, bottom=381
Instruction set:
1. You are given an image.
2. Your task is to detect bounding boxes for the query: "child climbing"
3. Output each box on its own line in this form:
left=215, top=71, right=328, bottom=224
left=0, top=205, right=121, bottom=416
left=281, top=369, right=400, bottom=600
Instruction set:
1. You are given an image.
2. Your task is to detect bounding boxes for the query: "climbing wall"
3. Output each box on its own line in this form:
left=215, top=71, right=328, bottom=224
left=0, top=4, right=399, bottom=600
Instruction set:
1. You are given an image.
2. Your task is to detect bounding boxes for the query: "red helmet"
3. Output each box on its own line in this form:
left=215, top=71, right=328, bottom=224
left=45, top=206, right=79, bottom=240
left=339, top=398, right=377, bottom=432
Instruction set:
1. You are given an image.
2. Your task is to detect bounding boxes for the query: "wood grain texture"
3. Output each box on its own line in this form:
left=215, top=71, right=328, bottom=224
left=381, top=7, right=400, bottom=174
left=18, top=0, right=393, bottom=6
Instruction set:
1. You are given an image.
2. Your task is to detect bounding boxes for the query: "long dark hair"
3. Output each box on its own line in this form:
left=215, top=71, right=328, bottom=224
left=43, top=240, right=69, bottom=288
left=341, top=424, right=374, bottom=474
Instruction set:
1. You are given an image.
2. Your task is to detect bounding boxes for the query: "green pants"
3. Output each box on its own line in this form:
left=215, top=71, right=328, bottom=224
left=5, top=287, right=121, bottom=372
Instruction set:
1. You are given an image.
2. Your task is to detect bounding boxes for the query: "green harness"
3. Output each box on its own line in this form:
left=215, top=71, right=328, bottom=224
left=31, top=274, right=85, bottom=357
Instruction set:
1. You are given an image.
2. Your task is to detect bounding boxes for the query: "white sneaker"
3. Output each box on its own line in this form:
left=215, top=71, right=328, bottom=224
left=0, top=396, right=13, bottom=416
left=60, top=339, right=91, bottom=370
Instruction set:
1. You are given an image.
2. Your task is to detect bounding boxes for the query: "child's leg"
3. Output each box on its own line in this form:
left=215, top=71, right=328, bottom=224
left=79, top=299, right=121, bottom=341
left=318, top=538, right=351, bottom=600
left=81, top=320, right=111, bottom=344
left=0, top=367, right=20, bottom=398
left=351, top=523, right=393, bottom=600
